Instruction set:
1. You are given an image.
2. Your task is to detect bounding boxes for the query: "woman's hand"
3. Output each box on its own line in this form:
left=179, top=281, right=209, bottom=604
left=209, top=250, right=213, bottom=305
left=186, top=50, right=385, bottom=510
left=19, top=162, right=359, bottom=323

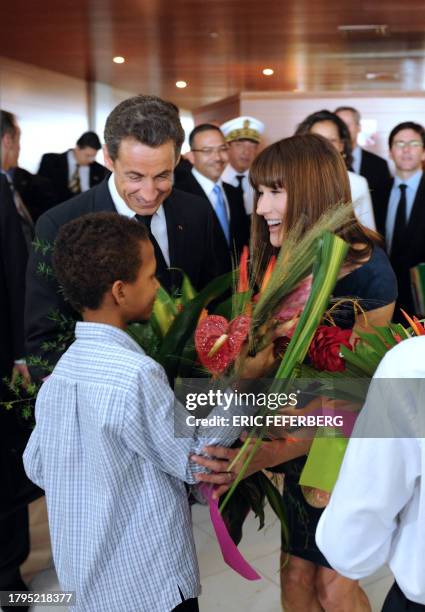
left=191, top=435, right=311, bottom=499
left=192, top=438, right=278, bottom=499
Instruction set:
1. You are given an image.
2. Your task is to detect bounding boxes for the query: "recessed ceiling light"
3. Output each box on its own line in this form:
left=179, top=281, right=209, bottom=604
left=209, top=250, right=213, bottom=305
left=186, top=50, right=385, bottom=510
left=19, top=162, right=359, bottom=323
left=113, top=56, right=125, bottom=64
left=262, top=68, right=274, bottom=76
left=176, top=81, right=187, bottom=88
left=209, top=32, right=219, bottom=38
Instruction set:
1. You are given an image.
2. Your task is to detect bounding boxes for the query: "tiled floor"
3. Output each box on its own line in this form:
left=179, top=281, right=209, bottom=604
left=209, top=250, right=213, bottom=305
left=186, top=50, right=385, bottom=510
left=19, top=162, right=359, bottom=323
left=22, top=502, right=393, bottom=611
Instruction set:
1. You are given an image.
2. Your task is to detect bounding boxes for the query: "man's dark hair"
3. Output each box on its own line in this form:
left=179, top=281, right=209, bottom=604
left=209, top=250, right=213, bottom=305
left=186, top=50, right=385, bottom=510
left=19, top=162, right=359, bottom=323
left=334, top=106, right=361, bottom=124
left=104, top=95, right=185, bottom=161
left=76, top=131, right=102, bottom=150
left=0, top=110, right=18, bottom=139
left=295, top=109, right=353, bottom=169
left=53, top=212, right=149, bottom=312
left=189, top=124, right=223, bottom=149
left=389, top=121, right=425, bottom=148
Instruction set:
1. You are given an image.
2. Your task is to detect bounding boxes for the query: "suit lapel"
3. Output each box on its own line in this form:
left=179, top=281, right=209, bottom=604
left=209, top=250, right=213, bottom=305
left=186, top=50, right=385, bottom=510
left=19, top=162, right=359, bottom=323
left=60, top=152, right=70, bottom=187
left=163, top=192, right=186, bottom=284
left=406, top=174, right=425, bottom=235
left=92, top=179, right=116, bottom=213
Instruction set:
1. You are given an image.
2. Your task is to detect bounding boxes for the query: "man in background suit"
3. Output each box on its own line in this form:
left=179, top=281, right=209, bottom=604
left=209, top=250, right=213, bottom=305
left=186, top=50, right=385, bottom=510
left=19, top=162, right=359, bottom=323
left=335, top=106, right=392, bottom=221
left=1, top=110, right=56, bottom=225
left=376, top=121, right=425, bottom=320
left=26, top=96, right=221, bottom=380
left=0, top=175, right=37, bottom=609
left=175, top=124, right=250, bottom=276
left=38, top=131, right=108, bottom=204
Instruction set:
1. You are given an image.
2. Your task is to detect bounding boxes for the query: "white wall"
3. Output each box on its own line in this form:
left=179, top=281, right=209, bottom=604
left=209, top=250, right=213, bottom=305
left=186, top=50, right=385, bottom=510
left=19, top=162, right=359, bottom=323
left=0, top=57, right=89, bottom=173
left=0, top=58, right=194, bottom=172
left=240, top=92, right=425, bottom=162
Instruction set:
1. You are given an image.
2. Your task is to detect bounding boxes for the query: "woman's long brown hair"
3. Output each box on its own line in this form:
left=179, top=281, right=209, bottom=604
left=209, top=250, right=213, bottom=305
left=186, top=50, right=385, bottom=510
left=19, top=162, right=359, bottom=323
left=249, top=134, right=379, bottom=273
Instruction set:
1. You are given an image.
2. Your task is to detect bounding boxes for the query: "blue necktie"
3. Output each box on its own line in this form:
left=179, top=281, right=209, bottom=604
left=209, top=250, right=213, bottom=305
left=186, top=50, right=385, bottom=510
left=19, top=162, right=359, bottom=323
left=213, top=184, right=230, bottom=245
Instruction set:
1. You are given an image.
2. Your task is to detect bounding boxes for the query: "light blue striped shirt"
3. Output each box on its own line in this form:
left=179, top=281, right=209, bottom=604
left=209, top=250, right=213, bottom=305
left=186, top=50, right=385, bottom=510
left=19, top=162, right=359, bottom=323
left=385, top=170, right=423, bottom=251
left=23, top=322, right=243, bottom=612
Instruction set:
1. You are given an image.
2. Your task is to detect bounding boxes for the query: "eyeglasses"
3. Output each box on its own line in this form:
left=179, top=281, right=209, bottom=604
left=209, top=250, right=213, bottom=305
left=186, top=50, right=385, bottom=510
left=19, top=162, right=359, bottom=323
left=392, top=140, right=423, bottom=150
left=191, top=145, right=229, bottom=156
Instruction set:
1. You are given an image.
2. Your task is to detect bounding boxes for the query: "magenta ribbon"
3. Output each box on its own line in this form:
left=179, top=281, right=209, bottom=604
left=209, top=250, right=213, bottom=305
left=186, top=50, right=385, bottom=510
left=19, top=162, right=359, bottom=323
left=199, top=484, right=261, bottom=581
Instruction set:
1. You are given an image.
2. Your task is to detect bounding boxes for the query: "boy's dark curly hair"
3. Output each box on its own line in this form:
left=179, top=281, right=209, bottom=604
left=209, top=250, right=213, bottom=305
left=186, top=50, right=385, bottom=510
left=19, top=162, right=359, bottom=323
left=53, top=212, right=149, bottom=312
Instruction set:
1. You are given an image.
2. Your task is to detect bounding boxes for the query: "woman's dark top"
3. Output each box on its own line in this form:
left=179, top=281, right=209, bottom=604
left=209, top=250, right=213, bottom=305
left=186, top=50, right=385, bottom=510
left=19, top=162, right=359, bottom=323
left=279, top=245, right=397, bottom=567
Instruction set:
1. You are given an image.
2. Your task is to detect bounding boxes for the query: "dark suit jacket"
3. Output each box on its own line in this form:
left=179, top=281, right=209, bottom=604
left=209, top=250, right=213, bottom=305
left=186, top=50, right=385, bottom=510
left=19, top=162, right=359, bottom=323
left=12, top=166, right=57, bottom=222
left=359, top=149, right=392, bottom=223
left=376, top=173, right=425, bottom=316
left=38, top=150, right=109, bottom=205
left=25, top=180, right=221, bottom=372
left=175, top=172, right=250, bottom=275
left=0, top=176, right=41, bottom=512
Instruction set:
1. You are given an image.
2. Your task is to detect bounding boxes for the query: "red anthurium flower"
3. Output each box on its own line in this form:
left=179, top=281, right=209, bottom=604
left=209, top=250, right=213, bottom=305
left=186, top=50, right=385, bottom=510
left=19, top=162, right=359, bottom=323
left=309, top=325, right=352, bottom=372
left=195, top=314, right=251, bottom=375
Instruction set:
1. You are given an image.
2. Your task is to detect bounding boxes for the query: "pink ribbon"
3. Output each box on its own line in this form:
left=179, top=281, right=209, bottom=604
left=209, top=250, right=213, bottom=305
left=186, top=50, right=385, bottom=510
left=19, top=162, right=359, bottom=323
left=199, top=484, right=261, bottom=581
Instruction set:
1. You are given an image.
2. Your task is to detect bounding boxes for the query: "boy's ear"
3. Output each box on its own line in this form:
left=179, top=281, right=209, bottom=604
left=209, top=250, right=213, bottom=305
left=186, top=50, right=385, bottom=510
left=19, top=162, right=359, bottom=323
left=111, top=280, right=126, bottom=304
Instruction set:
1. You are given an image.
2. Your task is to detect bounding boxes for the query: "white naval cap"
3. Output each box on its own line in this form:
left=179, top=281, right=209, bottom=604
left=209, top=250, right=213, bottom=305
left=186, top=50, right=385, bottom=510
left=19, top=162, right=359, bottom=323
left=220, top=116, right=264, bottom=144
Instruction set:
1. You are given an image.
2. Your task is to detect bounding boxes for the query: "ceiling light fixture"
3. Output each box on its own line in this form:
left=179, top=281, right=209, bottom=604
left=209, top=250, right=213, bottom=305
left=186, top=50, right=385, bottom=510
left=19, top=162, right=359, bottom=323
left=338, top=24, right=388, bottom=35
left=113, top=56, right=125, bottom=64
left=176, top=81, right=187, bottom=88
left=262, top=68, right=274, bottom=76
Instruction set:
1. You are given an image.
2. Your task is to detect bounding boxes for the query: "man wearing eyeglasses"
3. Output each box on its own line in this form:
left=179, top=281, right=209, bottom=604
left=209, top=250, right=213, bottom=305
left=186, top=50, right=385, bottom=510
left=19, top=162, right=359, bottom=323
left=175, top=124, right=249, bottom=275
left=377, top=121, right=425, bottom=320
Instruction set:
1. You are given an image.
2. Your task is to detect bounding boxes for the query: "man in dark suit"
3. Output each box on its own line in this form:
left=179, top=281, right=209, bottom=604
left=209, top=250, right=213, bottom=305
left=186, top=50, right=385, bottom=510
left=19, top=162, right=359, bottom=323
left=375, top=121, right=425, bottom=319
left=0, top=175, right=38, bottom=608
left=26, top=96, right=221, bottom=380
left=335, top=106, right=392, bottom=221
left=38, top=131, right=108, bottom=204
left=175, top=124, right=250, bottom=276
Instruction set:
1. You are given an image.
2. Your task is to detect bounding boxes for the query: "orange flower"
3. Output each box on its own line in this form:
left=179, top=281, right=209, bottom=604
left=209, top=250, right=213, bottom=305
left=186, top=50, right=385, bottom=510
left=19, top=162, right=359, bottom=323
left=237, top=246, right=249, bottom=293
left=259, top=255, right=276, bottom=295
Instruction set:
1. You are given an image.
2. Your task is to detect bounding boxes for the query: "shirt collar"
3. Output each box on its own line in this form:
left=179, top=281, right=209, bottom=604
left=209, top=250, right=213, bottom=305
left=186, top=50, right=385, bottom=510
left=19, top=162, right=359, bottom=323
left=394, top=169, right=423, bottom=192
left=75, top=321, right=145, bottom=354
left=224, top=164, right=248, bottom=178
left=191, top=167, right=222, bottom=195
left=107, top=173, right=165, bottom=221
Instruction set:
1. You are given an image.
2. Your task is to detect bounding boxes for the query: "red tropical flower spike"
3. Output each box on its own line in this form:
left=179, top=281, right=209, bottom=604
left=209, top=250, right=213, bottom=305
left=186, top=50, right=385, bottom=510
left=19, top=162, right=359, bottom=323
left=259, top=255, right=276, bottom=295
left=237, top=246, right=249, bottom=293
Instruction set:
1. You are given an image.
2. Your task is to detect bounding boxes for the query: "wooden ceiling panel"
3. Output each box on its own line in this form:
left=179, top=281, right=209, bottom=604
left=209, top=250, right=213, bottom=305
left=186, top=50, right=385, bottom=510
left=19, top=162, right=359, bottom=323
left=1, top=0, right=425, bottom=108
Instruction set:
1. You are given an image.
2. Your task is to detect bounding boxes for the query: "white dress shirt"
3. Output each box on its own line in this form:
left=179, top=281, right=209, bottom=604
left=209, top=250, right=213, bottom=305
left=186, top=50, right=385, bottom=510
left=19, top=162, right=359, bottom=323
left=385, top=170, right=423, bottom=252
left=191, top=167, right=230, bottom=220
left=67, top=149, right=90, bottom=192
left=348, top=170, right=376, bottom=231
left=108, top=174, right=170, bottom=266
left=221, top=163, right=254, bottom=215
left=316, top=336, right=425, bottom=605
left=351, top=145, right=362, bottom=175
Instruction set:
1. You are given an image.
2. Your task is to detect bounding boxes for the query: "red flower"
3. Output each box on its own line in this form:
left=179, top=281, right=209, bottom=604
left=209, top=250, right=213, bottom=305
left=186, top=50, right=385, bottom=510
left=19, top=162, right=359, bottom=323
left=309, top=325, right=352, bottom=372
left=195, top=314, right=251, bottom=375
left=275, top=276, right=313, bottom=323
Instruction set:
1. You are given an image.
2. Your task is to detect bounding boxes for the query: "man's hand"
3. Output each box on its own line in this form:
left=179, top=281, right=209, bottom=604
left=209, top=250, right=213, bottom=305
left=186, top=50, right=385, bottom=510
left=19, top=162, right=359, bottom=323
left=12, top=363, right=31, bottom=387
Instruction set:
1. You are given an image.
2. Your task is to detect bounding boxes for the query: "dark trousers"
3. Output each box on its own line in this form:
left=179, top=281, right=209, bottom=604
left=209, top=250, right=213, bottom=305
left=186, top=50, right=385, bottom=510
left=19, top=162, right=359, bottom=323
left=382, top=582, right=425, bottom=611
left=0, top=506, right=29, bottom=590
left=172, top=589, right=199, bottom=612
